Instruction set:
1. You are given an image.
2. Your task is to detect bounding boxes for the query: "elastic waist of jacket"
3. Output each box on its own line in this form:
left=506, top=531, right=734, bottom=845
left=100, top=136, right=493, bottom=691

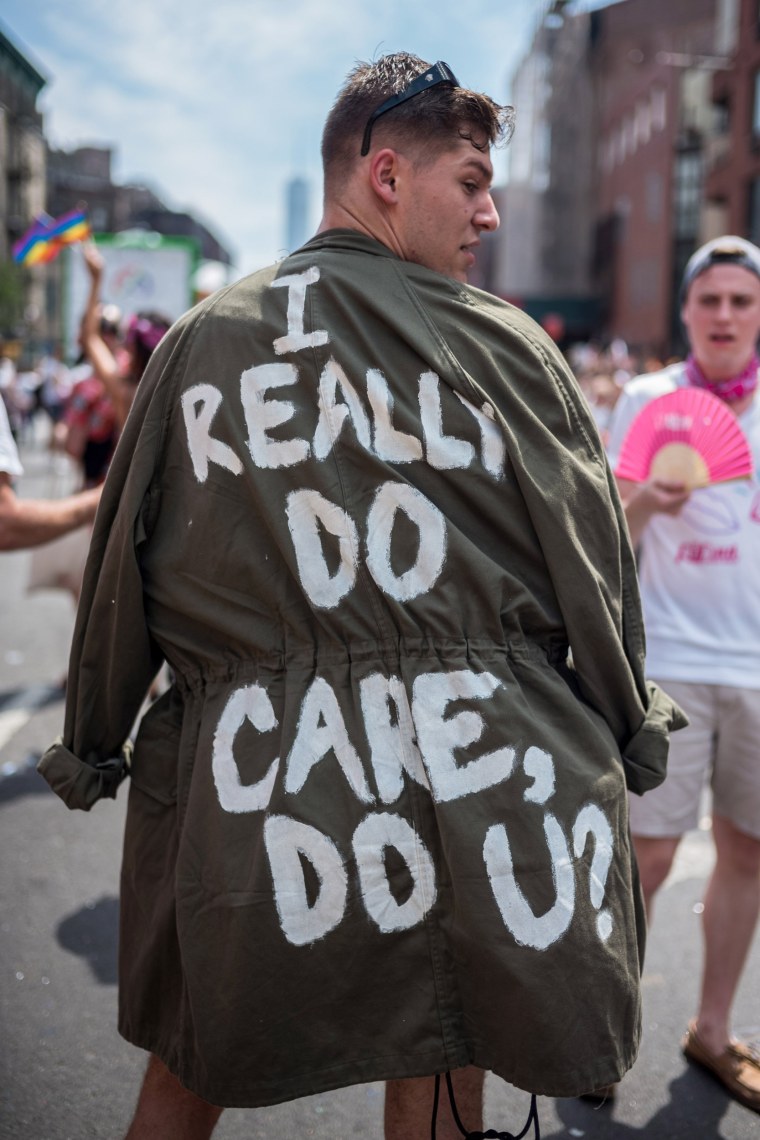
left=170, top=637, right=570, bottom=694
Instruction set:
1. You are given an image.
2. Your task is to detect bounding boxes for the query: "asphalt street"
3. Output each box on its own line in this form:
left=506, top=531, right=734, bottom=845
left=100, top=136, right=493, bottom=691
left=1, top=424, right=759, bottom=1139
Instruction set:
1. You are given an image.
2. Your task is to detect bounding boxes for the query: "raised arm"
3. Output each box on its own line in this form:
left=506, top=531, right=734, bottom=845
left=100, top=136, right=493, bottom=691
left=80, top=243, right=129, bottom=423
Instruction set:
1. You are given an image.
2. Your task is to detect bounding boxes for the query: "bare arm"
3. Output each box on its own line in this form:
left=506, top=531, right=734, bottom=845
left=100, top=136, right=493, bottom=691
left=616, top=476, right=692, bottom=547
left=80, top=244, right=125, bottom=412
left=0, top=473, right=102, bottom=552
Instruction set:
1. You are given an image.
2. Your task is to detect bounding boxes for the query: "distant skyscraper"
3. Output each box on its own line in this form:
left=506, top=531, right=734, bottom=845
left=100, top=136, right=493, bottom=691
left=285, top=177, right=311, bottom=252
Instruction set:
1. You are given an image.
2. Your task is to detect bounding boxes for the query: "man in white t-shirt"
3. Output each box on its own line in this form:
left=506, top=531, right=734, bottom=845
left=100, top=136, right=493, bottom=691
left=0, top=396, right=101, bottom=551
left=607, top=235, right=760, bottom=1115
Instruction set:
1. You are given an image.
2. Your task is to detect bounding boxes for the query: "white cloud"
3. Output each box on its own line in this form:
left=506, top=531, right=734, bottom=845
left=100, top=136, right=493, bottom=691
left=2, top=0, right=537, bottom=274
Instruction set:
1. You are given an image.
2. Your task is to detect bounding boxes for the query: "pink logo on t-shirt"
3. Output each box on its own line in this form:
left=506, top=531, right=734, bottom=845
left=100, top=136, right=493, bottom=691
left=675, top=542, right=738, bottom=564
left=750, top=492, right=760, bottom=523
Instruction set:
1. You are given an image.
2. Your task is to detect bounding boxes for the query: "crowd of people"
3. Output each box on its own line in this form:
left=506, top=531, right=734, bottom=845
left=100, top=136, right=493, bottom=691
left=0, top=244, right=170, bottom=559
left=2, top=50, right=759, bottom=1140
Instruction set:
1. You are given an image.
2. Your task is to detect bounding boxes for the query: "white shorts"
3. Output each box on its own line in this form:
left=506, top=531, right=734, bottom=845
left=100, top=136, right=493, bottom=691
left=628, top=679, right=760, bottom=841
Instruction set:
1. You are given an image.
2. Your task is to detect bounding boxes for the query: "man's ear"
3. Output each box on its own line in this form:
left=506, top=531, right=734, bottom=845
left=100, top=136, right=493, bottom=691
left=369, top=148, right=400, bottom=204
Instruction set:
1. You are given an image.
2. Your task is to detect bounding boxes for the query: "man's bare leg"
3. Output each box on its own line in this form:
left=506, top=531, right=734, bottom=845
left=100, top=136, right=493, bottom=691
left=696, top=812, right=760, bottom=1053
left=631, top=834, right=681, bottom=921
left=124, top=1055, right=223, bottom=1140
left=384, top=1065, right=484, bottom=1140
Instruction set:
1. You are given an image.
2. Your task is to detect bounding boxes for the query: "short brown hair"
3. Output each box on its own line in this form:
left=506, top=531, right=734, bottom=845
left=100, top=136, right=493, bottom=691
left=321, top=52, right=514, bottom=191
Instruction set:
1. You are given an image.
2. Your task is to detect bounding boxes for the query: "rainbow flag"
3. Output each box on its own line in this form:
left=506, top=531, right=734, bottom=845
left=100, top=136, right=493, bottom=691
left=12, top=208, right=92, bottom=266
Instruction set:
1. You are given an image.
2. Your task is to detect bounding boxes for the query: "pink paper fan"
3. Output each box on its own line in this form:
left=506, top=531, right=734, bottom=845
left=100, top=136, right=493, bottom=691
left=614, top=387, right=754, bottom=489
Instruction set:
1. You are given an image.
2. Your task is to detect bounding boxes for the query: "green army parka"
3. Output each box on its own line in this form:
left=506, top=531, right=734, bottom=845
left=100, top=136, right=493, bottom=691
left=39, top=230, right=685, bottom=1107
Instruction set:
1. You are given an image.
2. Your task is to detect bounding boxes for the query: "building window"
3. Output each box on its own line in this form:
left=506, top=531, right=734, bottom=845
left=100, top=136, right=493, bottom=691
left=651, top=85, right=667, bottom=132
left=753, top=71, right=760, bottom=136
left=615, top=123, right=627, bottom=165
left=624, top=113, right=636, bottom=157
left=673, top=149, right=702, bottom=240
left=749, top=179, right=760, bottom=246
left=670, top=147, right=704, bottom=351
left=714, top=97, right=730, bottom=136
left=646, top=172, right=664, bottom=223
left=634, top=99, right=652, bottom=147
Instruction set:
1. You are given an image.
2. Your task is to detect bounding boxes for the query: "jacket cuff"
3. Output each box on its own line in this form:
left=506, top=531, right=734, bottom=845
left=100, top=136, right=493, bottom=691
left=622, top=682, right=689, bottom=796
left=37, top=738, right=131, bottom=811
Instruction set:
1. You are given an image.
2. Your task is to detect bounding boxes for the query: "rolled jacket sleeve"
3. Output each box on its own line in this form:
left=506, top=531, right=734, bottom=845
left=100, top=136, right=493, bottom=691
left=37, top=317, right=194, bottom=810
left=37, top=739, right=132, bottom=810
left=620, top=681, right=688, bottom=795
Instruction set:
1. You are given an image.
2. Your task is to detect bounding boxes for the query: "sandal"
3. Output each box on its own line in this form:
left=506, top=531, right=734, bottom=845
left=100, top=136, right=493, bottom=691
left=682, top=1020, right=760, bottom=1114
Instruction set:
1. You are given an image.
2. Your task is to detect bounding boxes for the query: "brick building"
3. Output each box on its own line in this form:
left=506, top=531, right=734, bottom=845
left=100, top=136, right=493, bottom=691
left=0, top=23, right=50, bottom=349
left=495, top=0, right=732, bottom=359
left=705, top=0, right=760, bottom=245
left=592, top=0, right=723, bottom=355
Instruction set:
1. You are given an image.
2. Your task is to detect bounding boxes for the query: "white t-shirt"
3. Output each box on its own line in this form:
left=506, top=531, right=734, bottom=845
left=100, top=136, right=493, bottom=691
left=0, top=397, right=23, bottom=479
left=607, top=363, right=760, bottom=688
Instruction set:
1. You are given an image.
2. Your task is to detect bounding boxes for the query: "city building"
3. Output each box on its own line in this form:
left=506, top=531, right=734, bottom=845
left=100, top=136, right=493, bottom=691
left=591, top=0, right=725, bottom=356
left=284, top=176, right=311, bottom=253
left=495, top=0, right=728, bottom=359
left=704, top=0, right=760, bottom=245
left=45, top=145, right=123, bottom=235
left=0, top=23, right=49, bottom=350
left=494, top=3, right=599, bottom=342
left=47, top=144, right=234, bottom=266
left=1, top=20, right=234, bottom=361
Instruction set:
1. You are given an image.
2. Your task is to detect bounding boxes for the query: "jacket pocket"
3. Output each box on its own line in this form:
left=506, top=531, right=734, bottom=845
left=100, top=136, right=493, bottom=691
left=129, top=687, right=183, bottom=806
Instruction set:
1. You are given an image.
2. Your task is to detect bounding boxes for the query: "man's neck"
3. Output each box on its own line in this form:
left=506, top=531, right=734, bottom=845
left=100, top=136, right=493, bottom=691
left=317, top=200, right=404, bottom=260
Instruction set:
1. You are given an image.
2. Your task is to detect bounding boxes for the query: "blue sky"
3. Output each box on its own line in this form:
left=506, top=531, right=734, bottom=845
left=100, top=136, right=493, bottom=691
left=2, top=2, right=586, bottom=277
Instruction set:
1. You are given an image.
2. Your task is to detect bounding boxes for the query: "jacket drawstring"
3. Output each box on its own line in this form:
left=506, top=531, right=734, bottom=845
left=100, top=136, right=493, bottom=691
left=431, top=1072, right=540, bottom=1139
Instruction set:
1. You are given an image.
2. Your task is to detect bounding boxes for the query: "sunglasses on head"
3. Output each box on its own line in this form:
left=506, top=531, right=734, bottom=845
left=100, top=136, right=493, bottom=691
left=360, top=61, right=459, bottom=157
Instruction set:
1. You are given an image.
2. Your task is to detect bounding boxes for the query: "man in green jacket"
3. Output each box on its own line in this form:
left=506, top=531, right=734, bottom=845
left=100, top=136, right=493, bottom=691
left=40, top=53, right=684, bottom=1140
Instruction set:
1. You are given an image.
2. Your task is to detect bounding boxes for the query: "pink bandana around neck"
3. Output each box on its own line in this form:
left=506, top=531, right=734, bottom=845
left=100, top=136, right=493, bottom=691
left=685, top=353, right=759, bottom=404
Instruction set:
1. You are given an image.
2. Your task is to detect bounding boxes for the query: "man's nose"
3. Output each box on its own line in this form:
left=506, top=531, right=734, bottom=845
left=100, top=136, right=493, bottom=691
left=476, top=193, right=500, bottom=232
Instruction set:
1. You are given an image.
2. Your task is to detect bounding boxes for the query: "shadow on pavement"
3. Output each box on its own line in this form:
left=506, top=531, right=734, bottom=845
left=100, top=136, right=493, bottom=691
left=57, top=894, right=119, bottom=985
left=0, top=682, right=65, bottom=712
left=553, top=1067, right=733, bottom=1138
left=0, top=754, right=52, bottom=804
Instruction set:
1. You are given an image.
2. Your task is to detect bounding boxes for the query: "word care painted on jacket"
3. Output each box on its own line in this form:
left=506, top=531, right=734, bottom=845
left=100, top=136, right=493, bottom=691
left=180, top=267, right=506, bottom=610
left=212, top=668, right=616, bottom=955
